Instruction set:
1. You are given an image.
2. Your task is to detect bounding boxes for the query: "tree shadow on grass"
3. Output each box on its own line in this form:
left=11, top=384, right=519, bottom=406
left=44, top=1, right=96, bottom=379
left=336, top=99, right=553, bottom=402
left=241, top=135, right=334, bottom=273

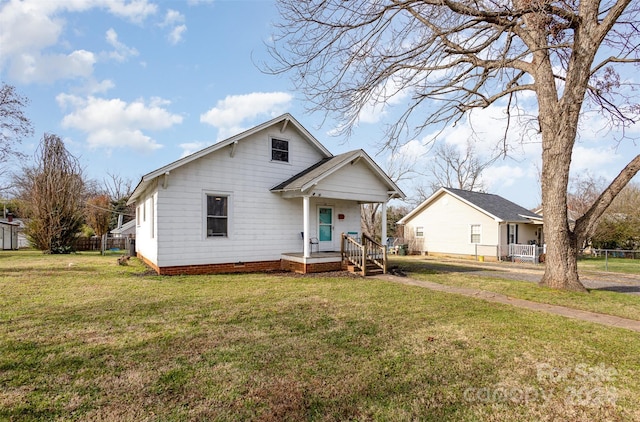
left=591, top=285, right=640, bottom=294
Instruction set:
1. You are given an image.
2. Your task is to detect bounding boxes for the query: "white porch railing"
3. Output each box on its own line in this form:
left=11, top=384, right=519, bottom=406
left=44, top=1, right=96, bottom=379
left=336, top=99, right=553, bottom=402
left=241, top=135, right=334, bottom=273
left=507, top=243, right=545, bottom=263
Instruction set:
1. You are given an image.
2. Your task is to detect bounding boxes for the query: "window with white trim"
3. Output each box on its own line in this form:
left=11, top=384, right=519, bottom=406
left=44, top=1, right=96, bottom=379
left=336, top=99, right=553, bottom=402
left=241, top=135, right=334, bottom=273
left=470, top=224, right=481, bottom=243
left=271, top=138, right=289, bottom=162
left=508, top=223, right=516, bottom=244
left=206, top=195, right=228, bottom=237
left=415, top=226, right=424, bottom=237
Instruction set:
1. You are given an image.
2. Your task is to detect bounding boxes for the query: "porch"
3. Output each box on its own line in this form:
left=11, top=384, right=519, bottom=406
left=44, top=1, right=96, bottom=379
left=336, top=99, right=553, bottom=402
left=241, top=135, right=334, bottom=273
left=476, top=243, right=546, bottom=263
left=281, top=233, right=388, bottom=275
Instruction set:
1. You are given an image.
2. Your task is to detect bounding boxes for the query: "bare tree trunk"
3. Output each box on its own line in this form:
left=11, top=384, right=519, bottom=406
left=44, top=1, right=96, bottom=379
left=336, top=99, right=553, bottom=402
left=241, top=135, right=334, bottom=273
left=533, top=17, right=590, bottom=292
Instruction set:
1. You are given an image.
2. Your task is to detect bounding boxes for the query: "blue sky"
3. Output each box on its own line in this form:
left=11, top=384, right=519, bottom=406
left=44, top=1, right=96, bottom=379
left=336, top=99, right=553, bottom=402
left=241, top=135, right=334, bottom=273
left=1, top=0, right=638, bottom=209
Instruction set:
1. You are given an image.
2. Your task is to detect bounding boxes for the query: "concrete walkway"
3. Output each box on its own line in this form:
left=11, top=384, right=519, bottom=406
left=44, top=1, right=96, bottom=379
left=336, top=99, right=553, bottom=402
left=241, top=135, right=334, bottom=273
left=374, top=273, right=640, bottom=333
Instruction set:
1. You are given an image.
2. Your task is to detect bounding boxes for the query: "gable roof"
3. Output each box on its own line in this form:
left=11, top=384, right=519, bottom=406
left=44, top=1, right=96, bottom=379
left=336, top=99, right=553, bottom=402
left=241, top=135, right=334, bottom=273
left=271, top=149, right=405, bottom=199
left=128, top=114, right=332, bottom=204
left=398, top=187, right=541, bottom=224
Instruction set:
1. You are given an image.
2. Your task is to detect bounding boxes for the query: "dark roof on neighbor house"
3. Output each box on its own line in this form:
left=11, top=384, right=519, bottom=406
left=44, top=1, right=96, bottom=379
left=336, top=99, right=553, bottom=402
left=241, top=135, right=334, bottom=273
left=445, top=187, right=540, bottom=222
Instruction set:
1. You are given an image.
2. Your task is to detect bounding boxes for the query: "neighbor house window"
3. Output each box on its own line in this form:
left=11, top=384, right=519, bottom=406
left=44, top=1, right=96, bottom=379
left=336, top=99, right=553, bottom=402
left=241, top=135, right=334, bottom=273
left=206, top=195, right=228, bottom=237
left=508, top=223, right=517, bottom=244
left=415, top=226, right=424, bottom=237
left=271, top=138, right=289, bottom=162
left=470, top=224, right=481, bottom=243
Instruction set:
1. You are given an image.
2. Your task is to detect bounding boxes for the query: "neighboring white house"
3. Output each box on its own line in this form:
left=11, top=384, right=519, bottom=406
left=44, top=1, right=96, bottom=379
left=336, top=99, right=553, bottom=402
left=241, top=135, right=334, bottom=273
left=127, top=114, right=404, bottom=275
left=110, top=219, right=136, bottom=238
left=397, top=187, right=543, bottom=261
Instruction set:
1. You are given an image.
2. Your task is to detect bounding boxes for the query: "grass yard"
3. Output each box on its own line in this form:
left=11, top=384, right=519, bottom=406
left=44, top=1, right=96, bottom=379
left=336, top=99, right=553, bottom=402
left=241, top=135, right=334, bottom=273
left=1, top=251, right=640, bottom=421
left=394, top=256, right=640, bottom=322
left=578, top=256, right=640, bottom=274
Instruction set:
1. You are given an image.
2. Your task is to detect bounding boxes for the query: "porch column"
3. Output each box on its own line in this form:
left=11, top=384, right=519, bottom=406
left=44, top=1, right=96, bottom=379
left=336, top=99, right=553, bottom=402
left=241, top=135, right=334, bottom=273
left=381, top=201, right=387, bottom=248
left=303, top=195, right=310, bottom=258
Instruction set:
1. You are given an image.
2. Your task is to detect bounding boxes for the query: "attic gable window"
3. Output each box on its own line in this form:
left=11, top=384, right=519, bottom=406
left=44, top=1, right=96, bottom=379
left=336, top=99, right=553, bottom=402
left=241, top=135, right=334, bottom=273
left=271, top=138, right=289, bottom=162
left=206, top=195, right=228, bottom=237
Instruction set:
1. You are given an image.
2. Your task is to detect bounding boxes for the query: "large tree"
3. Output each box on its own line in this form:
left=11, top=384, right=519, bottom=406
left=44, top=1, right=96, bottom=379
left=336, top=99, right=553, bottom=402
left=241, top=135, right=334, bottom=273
left=0, top=83, right=33, bottom=189
left=85, top=194, right=112, bottom=238
left=591, top=182, right=640, bottom=249
left=268, top=0, right=640, bottom=291
left=16, top=134, right=85, bottom=253
left=102, top=172, right=134, bottom=231
left=416, top=140, right=494, bottom=200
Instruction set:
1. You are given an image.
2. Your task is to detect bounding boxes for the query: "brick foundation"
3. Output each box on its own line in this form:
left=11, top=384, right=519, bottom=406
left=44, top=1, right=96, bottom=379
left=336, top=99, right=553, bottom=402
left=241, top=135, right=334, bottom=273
left=137, top=253, right=345, bottom=276
left=137, top=253, right=282, bottom=275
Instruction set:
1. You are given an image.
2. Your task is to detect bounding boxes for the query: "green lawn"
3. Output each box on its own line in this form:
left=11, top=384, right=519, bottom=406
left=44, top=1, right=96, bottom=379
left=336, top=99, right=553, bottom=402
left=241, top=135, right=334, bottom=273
left=1, top=251, right=639, bottom=420
left=578, top=255, right=640, bottom=274
left=394, top=256, right=640, bottom=322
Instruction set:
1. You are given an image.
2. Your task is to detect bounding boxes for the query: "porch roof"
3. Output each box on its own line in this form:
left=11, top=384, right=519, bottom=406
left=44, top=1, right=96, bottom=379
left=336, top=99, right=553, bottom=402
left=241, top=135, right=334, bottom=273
left=270, top=149, right=405, bottom=202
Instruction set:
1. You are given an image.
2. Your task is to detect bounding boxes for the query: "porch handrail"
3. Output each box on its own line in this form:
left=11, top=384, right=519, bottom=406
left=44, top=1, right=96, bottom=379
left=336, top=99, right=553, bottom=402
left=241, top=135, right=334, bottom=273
left=341, top=233, right=365, bottom=273
left=340, top=232, right=387, bottom=276
left=362, top=233, right=387, bottom=275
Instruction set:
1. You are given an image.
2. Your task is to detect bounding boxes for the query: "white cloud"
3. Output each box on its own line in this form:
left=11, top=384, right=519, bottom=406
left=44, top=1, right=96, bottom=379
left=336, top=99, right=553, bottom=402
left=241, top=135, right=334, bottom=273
left=160, top=9, right=186, bottom=45
left=58, top=94, right=183, bottom=152
left=357, top=76, right=410, bottom=124
left=9, top=50, right=96, bottom=84
left=394, top=139, right=430, bottom=160
left=168, top=24, right=187, bottom=45
left=104, top=0, right=157, bottom=23
left=571, top=145, right=619, bottom=174
left=105, top=28, right=139, bottom=62
left=482, top=164, right=527, bottom=190
left=200, top=92, right=293, bottom=140
left=86, top=79, right=116, bottom=95
left=0, top=0, right=155, bottom=84
left=162, top=9, right=185, bottom=26
left=179, top=141, right=208, bottom=158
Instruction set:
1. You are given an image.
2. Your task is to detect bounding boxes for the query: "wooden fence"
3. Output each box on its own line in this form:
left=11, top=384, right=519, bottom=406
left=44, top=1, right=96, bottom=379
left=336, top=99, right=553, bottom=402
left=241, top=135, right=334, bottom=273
left=74, top=236, right=127, bottom=251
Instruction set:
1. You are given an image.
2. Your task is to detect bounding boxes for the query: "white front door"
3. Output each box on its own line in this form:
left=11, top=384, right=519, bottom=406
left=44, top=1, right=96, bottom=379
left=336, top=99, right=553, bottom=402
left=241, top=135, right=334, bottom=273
left=317, top=206, right=334, bottom=251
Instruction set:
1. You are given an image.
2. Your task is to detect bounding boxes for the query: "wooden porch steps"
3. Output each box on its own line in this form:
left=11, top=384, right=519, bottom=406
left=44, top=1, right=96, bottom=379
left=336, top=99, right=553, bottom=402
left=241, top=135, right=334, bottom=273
left=342, top=232, right=387, bottom=276
left=346, top=262, right=384, bottom=276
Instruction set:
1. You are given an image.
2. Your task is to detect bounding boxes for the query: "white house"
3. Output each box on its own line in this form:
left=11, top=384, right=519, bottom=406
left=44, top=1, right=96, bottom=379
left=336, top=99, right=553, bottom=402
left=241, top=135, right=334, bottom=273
left=397, top=187, right=543, bottom=261
left=110, top=219, right=136, bottom=238
left=128, top=114, right=404, bottom=275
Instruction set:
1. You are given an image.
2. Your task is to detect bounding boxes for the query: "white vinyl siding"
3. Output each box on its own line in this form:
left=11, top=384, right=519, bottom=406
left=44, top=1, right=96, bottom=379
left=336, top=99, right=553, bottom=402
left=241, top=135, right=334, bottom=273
left=312, top=159, right=389, bottom=202
left=152, top=125, right=329, bottom=267
left=403, top=191, right=497, bottom=256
